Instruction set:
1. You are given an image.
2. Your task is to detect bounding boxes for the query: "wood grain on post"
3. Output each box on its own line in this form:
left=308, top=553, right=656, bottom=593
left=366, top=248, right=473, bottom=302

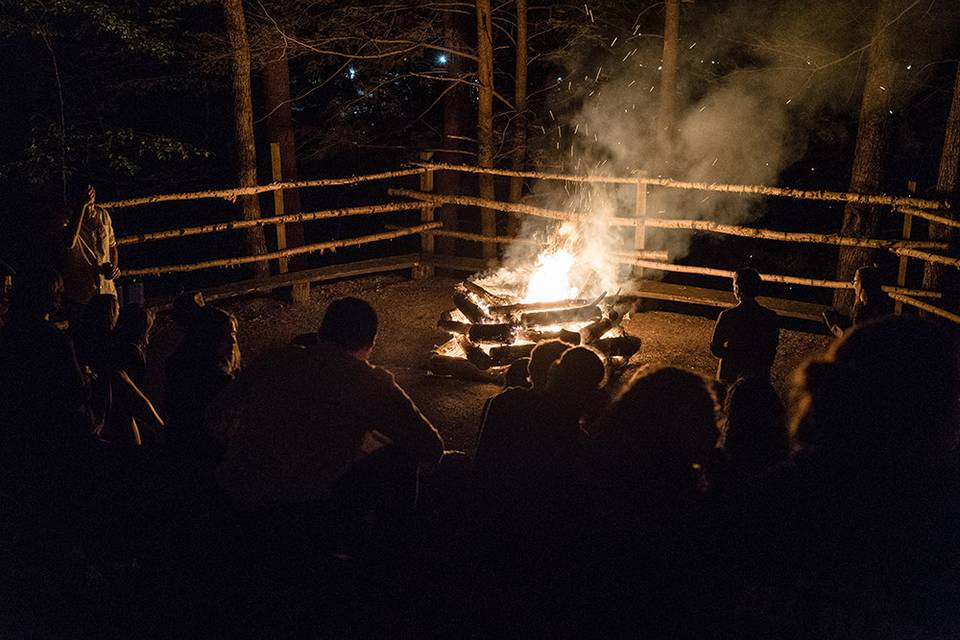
left=270, top=143, right=290, bottom=274
left=413, top=151, right=435, bottom=279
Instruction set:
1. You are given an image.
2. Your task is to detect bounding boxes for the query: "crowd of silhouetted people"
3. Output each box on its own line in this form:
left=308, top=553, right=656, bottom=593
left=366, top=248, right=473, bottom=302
left=1, top=265, right=959, bottom=639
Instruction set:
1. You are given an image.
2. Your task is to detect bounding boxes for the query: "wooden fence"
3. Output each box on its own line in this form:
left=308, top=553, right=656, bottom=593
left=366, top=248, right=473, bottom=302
left=99, top=154, right=955, bottom=322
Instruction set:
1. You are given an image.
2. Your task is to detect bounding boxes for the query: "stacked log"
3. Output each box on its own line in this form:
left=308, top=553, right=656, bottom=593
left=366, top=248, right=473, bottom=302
left=430, top=282, right=642, bottom=380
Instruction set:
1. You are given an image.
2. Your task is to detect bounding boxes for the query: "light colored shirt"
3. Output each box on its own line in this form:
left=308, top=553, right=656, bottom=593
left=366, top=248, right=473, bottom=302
left=63, top=205, right=116, bottom=303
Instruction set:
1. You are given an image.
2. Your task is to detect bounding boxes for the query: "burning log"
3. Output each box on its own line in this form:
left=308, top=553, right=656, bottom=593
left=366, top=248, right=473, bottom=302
left=453, top=291, right=488, bottom=324
left=489, top=343, right=536, bottom=366
left=579, top=316, right=620, bottom=345
left=488, top=298, right=588, bottom=316
left=428, top=354, right=501, bottom=383
left=438, top=316, right=471, bottom=335
left=521, top=305, right=601, bottom=328
left=468, top=322, right=517, bottom=344
left=518, top=328, right=582, bottom=345
left=457, top=335, right=494, bottom=370
left=595, top=335, right=642, bottom=359
left=460, top=280, right=510, bottom=307
left=579, top=301, right=633, bottom=344
left=520, top=292, right=606, bottom=328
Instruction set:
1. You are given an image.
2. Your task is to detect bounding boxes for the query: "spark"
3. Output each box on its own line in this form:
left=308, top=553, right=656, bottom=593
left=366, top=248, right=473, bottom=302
left=610, top=37, right=618, bottom=47
left=436, top=54, right=448, bottom=65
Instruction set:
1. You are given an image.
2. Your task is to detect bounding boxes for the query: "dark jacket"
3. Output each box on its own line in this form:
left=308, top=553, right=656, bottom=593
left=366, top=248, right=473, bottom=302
left=710, top=300, right=780, bottom=383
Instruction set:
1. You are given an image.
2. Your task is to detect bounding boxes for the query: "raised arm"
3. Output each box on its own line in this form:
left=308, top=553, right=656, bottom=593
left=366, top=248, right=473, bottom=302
left=63, top=185, right=95, bottom=249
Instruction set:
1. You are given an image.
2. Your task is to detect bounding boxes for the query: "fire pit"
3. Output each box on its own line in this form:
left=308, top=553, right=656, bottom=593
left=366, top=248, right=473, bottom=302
left=428, top=246, right=642, bottom=382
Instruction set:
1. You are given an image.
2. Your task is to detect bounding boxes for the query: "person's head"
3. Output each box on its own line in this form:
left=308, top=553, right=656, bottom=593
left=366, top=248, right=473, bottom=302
left=504, top=357, right=531, bottom=388
left=721, top=377, right=788, bottom=471
left=172, top=291, right=205, bottom=331
left=853, top=265, right=881, bottom=304
left=598, top=365, right=719, bottom=464
left=115, top=304, right=154, bottom=347
left=792, top=315, right=960, bottom=460
left=547, top=346, right=606, bottom=399
left=193, top=306, right=241, bottom=376
left=733, top=267, right=762, bottom=302
left=87, top=294, right=120, bottom=334
left=528, top=339, right=572, bottom=390
left=319, top=297, right=378, bottom=359
left=10, top=267, right=63, bottom=318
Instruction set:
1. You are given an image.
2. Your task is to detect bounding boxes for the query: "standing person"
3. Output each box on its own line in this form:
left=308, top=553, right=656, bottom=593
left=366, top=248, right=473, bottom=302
left=61, top=186, right=120, bottom=306
left=710, top=267, right=780, bottom=385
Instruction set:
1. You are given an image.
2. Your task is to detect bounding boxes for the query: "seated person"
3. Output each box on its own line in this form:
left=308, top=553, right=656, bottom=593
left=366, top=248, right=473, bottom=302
left=217, top=297, right=444, bottom=512
left=710, top=267, right=779, bottom=384
left=823, top=265, right=886, bottom=336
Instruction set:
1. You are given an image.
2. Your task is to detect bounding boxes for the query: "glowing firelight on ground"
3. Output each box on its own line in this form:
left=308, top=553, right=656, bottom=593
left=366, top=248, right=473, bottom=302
left=523, top=249, right=579, bottom=303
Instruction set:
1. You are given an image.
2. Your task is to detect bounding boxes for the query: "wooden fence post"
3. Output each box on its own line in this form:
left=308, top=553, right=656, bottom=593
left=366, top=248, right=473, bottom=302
left=895, top=180, right=916, bottom=314
left=271, top=142, right=309, bottom=304
left=633, top=177, right=648, bottom=280
left=412, top=151, right=435, bottom=279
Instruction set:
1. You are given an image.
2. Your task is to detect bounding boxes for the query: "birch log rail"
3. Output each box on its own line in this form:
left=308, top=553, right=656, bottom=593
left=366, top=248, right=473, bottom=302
left=122, top=222, right=441, bottom=277
left=616, top=253, right=942, bottom=298
left=412, top=162, right=951, bottom=210
left=892, top=247, right=960, bottom=268
left=99, top=167, right=428, bottom=209
left=887, top=293, right=960, bottom=324
left=895, top=207, right=960, bottom=230
left=117, top=202, right=430, bottom=246
left=390, top=189, right=947, bottom=251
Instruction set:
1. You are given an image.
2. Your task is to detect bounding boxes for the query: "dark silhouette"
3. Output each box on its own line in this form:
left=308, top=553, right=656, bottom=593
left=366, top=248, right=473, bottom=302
left=713, top=377, right=788, bottom=487
left=217, top=297, right=443, bottom=512
left=474, top=339, right=571, bottom=493
left=113, top=304, right=154, bottom=388
left=503, top=356, right=531, bottom=388
left=164, top=306, right=240, bottom=459
left=0, top=267, right=90, bottom=449
left=711, top=267, right=780, bottom=384
left=582, top=365, right=719, bottom=636
left=746, top=316, right=960, bottom=638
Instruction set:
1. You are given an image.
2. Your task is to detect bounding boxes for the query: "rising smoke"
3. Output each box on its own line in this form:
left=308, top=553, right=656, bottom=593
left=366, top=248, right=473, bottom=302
left=498, top=0, right=956, bottom=292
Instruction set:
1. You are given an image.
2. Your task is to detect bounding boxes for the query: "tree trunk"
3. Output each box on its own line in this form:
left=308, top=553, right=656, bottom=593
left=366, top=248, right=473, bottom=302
left=833, top=0, right=906, bottom=310
left=921, top=62, right=960, bottom=310
left=224, top=0, right=269, bottom=278
left=476, top=0, right=497, bottom=260
left=507, top=0, right=528, bottom=236
left=263, top=51, right=305, bottom=254
left=435, top=9, right=472, bottom=256
left=656, top=0, right=680, bottom=162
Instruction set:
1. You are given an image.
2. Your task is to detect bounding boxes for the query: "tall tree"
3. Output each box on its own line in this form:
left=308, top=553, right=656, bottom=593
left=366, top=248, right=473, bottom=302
left=263, top=51, right=305, bottom=252
left=224, top=0, right=269, bottom=278
left=508, top=0, right=528, bottom=231
left=921, top=62, right=960, bottom=309
left=476, top=0, right=497, bottom=260
left=435, top=8, right=473, bottom=256
left=833, top=0, right=909, bottom=310
left=656, top=0, right=681, bottom=161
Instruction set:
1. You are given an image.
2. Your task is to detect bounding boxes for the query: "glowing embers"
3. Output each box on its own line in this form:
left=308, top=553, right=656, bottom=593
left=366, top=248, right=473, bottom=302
left=429, top=272, right=641, bottom=381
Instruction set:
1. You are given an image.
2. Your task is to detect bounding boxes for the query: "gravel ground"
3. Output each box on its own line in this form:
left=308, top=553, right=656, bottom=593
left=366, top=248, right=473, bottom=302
left=145, top=274, right=832, bottom=455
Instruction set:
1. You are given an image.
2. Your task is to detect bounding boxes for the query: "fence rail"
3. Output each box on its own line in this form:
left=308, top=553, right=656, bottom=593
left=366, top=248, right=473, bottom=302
left=96, top=159, right=955, bottom=323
